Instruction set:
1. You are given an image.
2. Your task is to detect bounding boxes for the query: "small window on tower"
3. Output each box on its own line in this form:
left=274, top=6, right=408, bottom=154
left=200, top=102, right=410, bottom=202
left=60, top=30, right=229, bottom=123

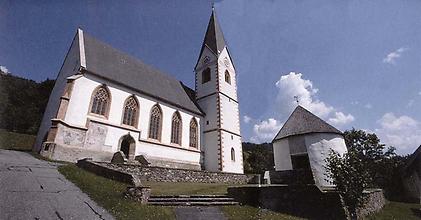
left=231, top=148, right=235, bottom=162
left=225, top=70, right=231, bottom=84
left=206, top=121, right=209, bottom=125
left=202, top=68, right=211, bottom=84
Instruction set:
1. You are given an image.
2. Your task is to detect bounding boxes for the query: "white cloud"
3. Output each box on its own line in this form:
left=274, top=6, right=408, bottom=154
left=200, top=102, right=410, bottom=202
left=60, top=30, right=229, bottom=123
left=351, top=101, right=359, bottom=105
left=274, top=72, right=354, bottom=125
left=243, top=115, right=252, bottom=124
left=364, top=103, right=372, bottom=109
left=418, top=91, right=421, bottom=96
left=250, top=118, right=282, bottom=143
left=0, top=65, right=9, bottom=74
left=382, top=47, right=408, bottom=65
left=375, top=113, right=421, bottom=154
left=275, top=72, right=334, bottom=119
left=328, top=112, right=355, bottom=126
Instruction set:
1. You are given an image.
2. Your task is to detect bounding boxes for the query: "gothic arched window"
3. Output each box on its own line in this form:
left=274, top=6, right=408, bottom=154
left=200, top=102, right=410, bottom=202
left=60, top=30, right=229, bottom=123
left=90, top=86, right=110, bottom=117
left=122, top=96, right=139, bottom=127
left=171, top=112, right=182, bottom=145
left=231, top=148, right=235, bottom=162
left=202, top=68, right=211, bottom=84
left=189, top=118, right=198, bottom=148
left=225, top=70, right=231, bottom=84
left=148, top=105, right=162, bottom=141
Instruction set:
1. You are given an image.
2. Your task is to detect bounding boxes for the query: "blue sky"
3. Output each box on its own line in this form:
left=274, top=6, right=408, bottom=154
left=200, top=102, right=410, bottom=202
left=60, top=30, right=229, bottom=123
left=1, top=0, right=420, bottom=155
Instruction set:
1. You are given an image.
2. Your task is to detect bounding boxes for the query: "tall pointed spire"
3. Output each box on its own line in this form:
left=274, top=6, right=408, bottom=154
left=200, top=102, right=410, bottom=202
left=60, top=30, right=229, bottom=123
left=202, top=7, right=226, bottom=55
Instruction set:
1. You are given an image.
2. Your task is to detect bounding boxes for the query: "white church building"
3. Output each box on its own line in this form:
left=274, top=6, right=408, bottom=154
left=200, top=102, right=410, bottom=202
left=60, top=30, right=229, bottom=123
left=34, top=9, right=243, bottom=174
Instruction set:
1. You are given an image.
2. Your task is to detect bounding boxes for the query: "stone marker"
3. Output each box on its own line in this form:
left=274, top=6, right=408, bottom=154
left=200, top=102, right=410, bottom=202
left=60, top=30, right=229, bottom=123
left=111, top=151, right=127, bottom=164
left=135, top=155, right=150, bottom=166
left=125, top=186, right=151, bottom=204
left=131, top=174, right=143, bottom=187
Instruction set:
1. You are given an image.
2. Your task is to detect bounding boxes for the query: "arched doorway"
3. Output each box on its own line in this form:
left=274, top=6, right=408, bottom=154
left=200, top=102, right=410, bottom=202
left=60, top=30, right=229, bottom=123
left=119, top=134, right=136, bottom=160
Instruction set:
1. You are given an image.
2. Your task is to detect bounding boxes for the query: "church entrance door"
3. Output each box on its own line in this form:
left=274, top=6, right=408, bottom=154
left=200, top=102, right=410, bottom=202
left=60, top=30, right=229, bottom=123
left=119, top=134, right=136, bottom=160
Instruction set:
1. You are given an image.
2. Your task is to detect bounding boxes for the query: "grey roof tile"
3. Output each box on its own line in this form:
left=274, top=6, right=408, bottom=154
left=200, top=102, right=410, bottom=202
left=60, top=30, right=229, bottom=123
left=82, top=32, right=203, bottom=115
left=273, top=106, right=342, bottom=141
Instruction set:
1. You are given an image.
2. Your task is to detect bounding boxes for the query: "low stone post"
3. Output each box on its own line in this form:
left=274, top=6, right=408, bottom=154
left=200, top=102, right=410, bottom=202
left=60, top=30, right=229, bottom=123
left=125, top=186, right=151, bottom=204
left=124, top=174, right=151, bottom=204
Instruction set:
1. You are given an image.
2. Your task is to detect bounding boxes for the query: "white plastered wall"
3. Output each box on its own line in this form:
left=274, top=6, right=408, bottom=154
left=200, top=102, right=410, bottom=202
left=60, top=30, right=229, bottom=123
left=202, top=131, right=219, bottom=172
left=273, top=138, right=293, bottom=171
left=195, top=46, right=218, bottom=99
left=63, top=74, right=202, bottom=165
left=219, top=94, right=240, bottom=134
left=217, top=48, right=237, bottom=101
left=221, top=130, right=243, bottom=173
left=305, top=133, right=348, bottom=188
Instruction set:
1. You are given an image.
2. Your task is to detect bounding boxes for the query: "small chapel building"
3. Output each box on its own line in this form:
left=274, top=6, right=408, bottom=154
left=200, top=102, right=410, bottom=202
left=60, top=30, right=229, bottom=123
left=34, top=9, right=244, bottom=174
left=272, top=106, right=348, bottom=189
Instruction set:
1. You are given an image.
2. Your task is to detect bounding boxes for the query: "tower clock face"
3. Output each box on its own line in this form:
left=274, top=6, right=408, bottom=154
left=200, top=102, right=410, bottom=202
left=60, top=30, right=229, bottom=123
left=203, top=56, right=210, bottom=64
left=223, top=57, right=230, bottom=67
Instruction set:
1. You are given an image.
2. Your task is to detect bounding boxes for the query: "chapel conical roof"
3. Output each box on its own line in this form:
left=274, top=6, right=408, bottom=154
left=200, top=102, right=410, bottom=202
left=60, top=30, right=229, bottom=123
left=272, top=106, right=342, bottom=142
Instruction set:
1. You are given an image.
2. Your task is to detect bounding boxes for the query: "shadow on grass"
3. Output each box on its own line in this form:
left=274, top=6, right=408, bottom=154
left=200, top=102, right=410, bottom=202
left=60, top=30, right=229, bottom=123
left=411, top=208, right=421, bottom=217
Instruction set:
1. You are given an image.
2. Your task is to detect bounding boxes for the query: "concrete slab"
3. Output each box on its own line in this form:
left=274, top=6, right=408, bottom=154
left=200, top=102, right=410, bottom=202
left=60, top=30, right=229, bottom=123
left=175, top=206, right=227, bottom=220
left=0, top=150, right=114, bottom=220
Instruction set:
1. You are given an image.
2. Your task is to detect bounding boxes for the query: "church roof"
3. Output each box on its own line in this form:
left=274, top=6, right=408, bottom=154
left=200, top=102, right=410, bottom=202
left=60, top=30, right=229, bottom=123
left=403, top=145, right=421, bottom=175
left=80, top=31, right=203, bottom=116
left=272, top=106, right=342, bottom=142
left=194, top=8, right=235, bottom=70
left=203, top=9, right=226, bottom=55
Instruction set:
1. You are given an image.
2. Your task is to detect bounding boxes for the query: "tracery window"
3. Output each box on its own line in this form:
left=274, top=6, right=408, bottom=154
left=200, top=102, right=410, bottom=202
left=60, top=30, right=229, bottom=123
left=231, top=148, right=235, bottom=162
left=122, top=96, right=139, bottom=127
left=171, top=112, right=182, bottom=145
left=90, top=86, right=110, bottom=116
left=148, top=105, right=162, bottom=140
left=202, top=68, right=211, bottom=84
left=189, top=118, right=198, bottom=148
left=225, top=70, right=231, bottom=84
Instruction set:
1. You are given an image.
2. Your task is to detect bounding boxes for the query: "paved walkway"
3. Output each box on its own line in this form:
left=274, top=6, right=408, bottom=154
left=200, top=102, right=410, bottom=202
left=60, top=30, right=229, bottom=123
left=175, top=207, right=227, bottom=220
left=0, top=150, right=114, bottom=220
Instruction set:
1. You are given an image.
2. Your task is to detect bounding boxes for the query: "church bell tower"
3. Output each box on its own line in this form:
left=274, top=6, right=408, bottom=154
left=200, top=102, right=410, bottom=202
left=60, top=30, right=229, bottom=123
left=195, top=8, right=243, bottom=174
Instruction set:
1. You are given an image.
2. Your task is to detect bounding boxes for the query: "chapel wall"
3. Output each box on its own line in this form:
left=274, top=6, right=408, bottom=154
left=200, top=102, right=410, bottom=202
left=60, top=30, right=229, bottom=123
left=304, top=133, right=348, bottom=188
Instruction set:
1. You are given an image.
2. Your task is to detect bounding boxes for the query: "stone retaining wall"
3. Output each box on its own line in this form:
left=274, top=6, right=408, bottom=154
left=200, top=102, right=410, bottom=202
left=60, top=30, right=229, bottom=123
left=76, top=159, right=135, bottom=184
left=100, top=162, right=254, bottom=184
left=228, top=185, right=385, bottom=219
left=78, top=160, right=254, bottom=184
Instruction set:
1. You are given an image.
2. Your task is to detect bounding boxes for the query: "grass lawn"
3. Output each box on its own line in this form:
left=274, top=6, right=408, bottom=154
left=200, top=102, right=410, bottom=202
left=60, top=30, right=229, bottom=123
left=58, top=164, right=303, bottom=220
left=0, top=129, right=35, bottom=151
left=367, top=201, right=421, bottom=220
left=59, top=164, right=175, bottom=220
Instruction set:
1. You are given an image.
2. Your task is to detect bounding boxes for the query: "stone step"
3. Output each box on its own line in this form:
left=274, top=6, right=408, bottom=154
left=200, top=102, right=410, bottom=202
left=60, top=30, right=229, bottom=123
left=148, top=197, right=236, bottom=202
left=150, top=194, right=229, bottom=198
left=148, top=201, right=240, bottom=206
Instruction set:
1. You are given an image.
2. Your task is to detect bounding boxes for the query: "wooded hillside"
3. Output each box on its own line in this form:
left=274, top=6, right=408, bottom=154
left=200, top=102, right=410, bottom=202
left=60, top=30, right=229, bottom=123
left=0, top=72, right=54, bottom=135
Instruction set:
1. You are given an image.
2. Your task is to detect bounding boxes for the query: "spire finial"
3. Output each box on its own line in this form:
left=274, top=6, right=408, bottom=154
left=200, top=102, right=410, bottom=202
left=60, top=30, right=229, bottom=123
left=294, top=95, right=300, bottom=105
left=211, top=2, right=215, bottom=11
